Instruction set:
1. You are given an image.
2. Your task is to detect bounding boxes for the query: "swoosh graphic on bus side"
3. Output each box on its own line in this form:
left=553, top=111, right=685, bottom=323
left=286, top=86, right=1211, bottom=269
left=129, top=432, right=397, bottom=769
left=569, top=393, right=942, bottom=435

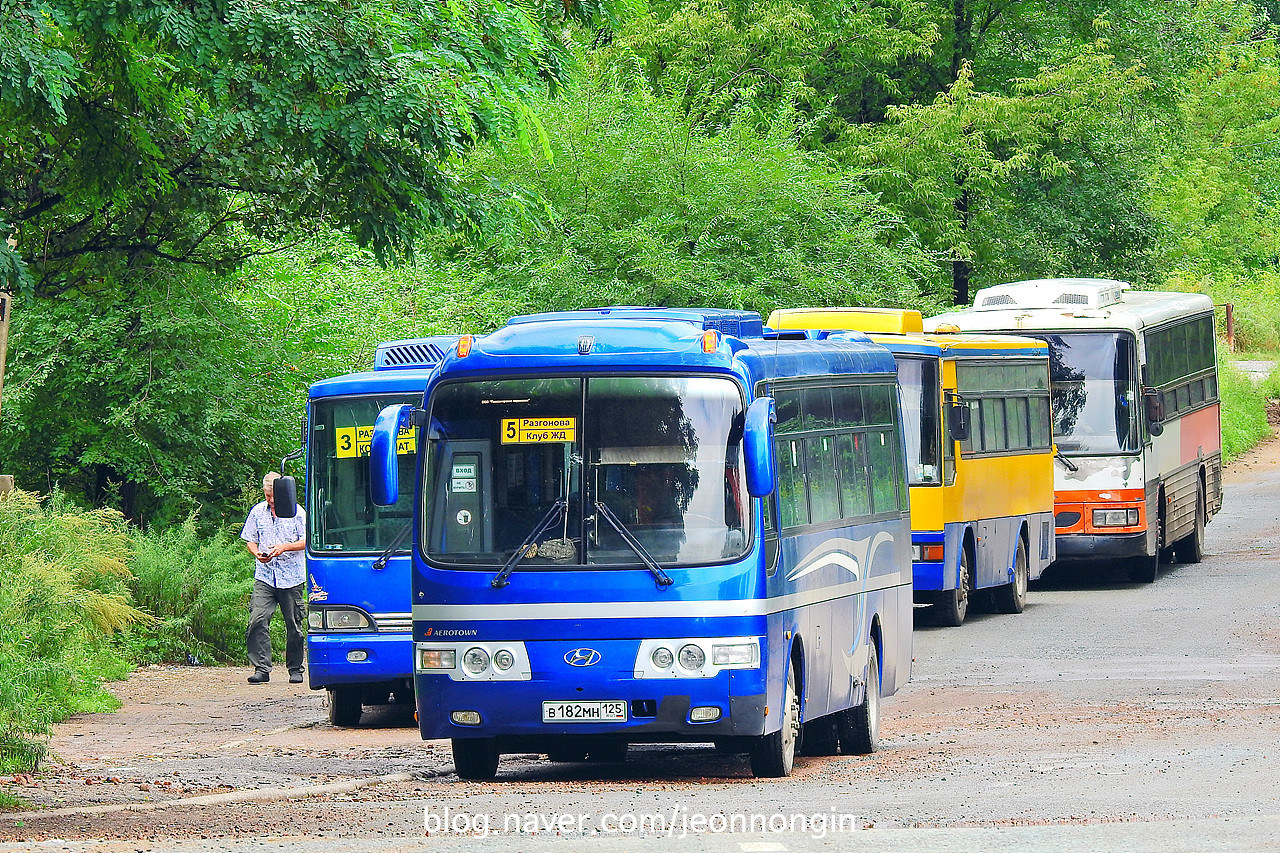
left=408, top=572, right=908, bottom=623
left=786, top=551, right=860, bottom=583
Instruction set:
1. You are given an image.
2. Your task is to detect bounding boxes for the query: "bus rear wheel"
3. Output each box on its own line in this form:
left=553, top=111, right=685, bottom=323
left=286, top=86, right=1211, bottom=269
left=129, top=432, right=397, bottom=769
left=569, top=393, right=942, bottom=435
left=992, top=536, right=1029, bottom=614
left=839, top=641, right=880, bottom=754
left=328, top=686, right=362, bottom=727
left=1175, top=487, right=1206, bottom=564
left=452, top=738, right=500, bottom=780
left=935, top=549, right=971, bottom=627
left=750, top=660, right=799, bottom=777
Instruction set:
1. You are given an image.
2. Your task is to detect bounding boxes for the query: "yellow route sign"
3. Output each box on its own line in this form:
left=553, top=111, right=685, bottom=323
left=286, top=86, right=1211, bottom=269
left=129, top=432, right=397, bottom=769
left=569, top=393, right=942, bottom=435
left=501, top=417, right=577, bottom=444
left=335, top=424, right=417, bottom=458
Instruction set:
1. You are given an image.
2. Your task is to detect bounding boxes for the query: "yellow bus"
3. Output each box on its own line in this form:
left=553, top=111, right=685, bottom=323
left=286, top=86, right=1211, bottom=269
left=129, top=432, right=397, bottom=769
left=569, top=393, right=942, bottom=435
left=769, top=308, right=1056, bottom=626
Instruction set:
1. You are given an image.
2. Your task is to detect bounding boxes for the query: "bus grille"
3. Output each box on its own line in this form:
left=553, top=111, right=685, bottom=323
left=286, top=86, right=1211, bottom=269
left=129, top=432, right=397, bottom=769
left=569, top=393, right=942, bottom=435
left=372, top=613, right=413, bottom=632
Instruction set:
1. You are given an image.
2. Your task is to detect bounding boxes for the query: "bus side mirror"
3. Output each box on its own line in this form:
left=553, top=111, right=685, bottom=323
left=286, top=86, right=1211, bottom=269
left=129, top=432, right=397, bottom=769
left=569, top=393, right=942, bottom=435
left=1143, top=388, right=1165, bottom=436
left=272, top=476, right=298, bottom=519
left=744, top=396, right=777, bottom=498
left=947, top=403, right=971, bottom=442
left=371, top=404, right=415, bottom=506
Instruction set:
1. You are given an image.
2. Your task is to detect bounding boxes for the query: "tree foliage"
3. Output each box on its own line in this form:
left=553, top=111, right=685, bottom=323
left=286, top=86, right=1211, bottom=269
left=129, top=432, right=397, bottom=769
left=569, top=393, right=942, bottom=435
left=0, top=0, right=619, bottom=297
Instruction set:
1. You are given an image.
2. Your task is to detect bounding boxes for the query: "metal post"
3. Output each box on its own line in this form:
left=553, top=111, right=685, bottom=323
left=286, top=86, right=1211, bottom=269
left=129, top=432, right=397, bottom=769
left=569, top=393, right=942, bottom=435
left=0, top=292, right=9, bottom=424
left=1225, top=303, right=1235, bottom=352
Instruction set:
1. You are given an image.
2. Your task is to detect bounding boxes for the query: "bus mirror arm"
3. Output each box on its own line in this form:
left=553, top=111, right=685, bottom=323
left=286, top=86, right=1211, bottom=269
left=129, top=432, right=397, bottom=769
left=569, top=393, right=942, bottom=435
left=947, top=400, right=971, bottom=443
left=1143, top=387, right=1165, bottom=436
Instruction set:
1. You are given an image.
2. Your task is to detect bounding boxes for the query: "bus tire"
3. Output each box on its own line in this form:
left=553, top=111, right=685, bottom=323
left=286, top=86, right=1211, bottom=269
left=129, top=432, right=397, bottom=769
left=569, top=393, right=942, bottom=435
left=799, top=715, right=839, bottom=756
left=328, top=686, right=362, bottom=727
left=750, top=660, right=799, bottom=777
left=840, top=641, right=880, bottom=755
left=452, top=738, right=500, bottom=780
left=935, top=548, right=971, bottom=627
left=992, top=536, right=1029, bottom=614
left=1128, top=553, right=1159, bottom=584
left=1175, top=487, right=1205, bottom=564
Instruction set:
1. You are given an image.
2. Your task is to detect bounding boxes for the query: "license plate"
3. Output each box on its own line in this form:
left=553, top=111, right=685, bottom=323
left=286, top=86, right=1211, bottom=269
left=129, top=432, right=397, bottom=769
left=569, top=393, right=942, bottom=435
left=542, top=700, right=627, bottom=723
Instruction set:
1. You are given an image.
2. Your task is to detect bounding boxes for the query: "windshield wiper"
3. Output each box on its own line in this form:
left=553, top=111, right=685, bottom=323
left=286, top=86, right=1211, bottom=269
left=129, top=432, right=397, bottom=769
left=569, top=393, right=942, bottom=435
left=593, top=500, right=674, bottom=589
left=491, top=499, right=568, bottom=589
left=1055, top=449, right=1079, bottom=472
left=372, top=521, right=413, bottom=570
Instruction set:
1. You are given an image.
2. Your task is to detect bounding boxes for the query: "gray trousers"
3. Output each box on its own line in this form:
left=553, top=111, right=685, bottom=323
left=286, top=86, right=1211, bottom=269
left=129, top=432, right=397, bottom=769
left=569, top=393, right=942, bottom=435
left=247, top=580, right=306, bottom=673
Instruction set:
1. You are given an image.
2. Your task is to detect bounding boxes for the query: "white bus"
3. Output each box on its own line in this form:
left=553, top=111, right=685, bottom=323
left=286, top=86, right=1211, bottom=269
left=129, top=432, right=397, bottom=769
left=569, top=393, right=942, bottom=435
left=927, top=278, right=1222, bottom=583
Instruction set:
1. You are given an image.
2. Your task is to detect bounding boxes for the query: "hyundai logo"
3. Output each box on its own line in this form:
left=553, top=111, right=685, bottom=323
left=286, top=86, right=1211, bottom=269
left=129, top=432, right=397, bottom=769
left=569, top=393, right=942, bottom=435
left=564, top=648, right=601, bottom=667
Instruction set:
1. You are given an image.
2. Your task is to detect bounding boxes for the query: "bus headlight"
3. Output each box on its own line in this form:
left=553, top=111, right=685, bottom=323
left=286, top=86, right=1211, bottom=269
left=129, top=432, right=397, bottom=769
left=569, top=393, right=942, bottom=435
left=712, top=642, right=759, bottom=666
left=651, top=647, right=674, bottom=669
left=419, top=648, right=456, bottom=670
left=1093, top=508, right=1140, bottom=527
left=678, top=644, right=706, bottom=671
left=462, top=647, right=491, bottom=675
left=492, top=649, right=515, bottom=672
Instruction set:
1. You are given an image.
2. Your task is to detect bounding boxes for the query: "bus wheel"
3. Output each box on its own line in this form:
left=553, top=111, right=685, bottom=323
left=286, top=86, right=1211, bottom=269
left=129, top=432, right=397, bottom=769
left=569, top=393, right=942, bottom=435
left=452, top=738, right=500, bottom=780
left=799, top=715, right=839, bottom=756
left=328, top=686, right=362, bottom=727
left=1175, top=488, right=1206, bottom=564
left=840, top=641, right=880, bottom=754
left=750, top=660, right=800, bottom=777
left=993, top=536, right=1029, bottom=614
left=935, top=549, right=971, bottom=627
left=1128, top=553, right=1159, bottom=584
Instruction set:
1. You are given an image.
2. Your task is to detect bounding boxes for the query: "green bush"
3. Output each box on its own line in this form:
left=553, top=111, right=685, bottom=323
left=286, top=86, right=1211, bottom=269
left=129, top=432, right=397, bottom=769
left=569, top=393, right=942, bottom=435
left=120, top=517, right=256, bottom=666
left=0, top=492, right=142, bottom=773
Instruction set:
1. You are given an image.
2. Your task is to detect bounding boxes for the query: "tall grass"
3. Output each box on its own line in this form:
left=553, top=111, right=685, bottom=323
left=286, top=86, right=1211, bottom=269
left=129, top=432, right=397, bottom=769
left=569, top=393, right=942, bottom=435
left=0, top=492, right=143, bottom=773
left=1219, top=358, right=1273, bottom=462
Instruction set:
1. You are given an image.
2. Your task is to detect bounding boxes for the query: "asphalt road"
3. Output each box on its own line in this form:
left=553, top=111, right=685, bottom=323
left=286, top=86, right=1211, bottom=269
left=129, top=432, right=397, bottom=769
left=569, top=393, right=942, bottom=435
left=4, top=437, right=1280, bottom=851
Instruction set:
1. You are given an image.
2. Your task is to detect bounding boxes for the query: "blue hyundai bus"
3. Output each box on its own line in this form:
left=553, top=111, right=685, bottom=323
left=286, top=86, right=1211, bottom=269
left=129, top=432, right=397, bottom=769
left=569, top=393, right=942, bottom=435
left=304, top=336, right=457, bottom=725
left=367, top=309, right=912, bottom=778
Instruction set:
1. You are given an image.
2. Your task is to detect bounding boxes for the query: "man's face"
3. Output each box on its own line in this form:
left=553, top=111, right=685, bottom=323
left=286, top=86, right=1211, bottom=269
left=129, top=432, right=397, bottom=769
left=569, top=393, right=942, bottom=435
left=264, top=484, right=275, bottom=511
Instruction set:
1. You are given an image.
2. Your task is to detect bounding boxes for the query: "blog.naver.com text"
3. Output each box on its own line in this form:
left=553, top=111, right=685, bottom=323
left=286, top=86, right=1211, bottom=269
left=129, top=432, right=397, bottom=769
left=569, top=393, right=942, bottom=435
left=424, top=806, right=866, bottom=839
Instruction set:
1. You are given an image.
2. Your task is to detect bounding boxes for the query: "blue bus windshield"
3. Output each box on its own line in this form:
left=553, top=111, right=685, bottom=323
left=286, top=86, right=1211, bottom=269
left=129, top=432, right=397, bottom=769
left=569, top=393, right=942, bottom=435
left=422, top=375, right=748, bottom=568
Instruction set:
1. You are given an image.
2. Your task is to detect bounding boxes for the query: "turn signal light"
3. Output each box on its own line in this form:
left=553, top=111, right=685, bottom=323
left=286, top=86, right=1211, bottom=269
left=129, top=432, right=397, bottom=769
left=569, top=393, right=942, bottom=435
left=457, top=335, right=474, bottom=358
left=701, top=330, right=719, bottom=353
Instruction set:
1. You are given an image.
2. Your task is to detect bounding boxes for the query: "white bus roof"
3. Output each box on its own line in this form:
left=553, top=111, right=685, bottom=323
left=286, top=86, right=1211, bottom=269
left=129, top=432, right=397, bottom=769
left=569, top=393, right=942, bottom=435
left=926, top=278, right=1214, bottom=333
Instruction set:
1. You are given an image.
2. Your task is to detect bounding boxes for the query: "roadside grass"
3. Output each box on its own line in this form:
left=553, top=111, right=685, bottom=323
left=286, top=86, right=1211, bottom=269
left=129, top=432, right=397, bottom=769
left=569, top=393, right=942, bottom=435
left=0, top=492, right=142, bottom=775
left=0, top=495, right=263, bottom=780
left=1219, top=357, right=1274, bottom=462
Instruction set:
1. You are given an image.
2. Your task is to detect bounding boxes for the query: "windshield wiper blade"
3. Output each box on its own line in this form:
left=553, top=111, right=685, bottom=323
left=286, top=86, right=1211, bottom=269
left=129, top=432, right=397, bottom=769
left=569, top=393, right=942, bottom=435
left=593, top=500, right=674, bottom=588
left=491, top=499, right=568, bottom=589
left=372, top=521, right=413, bottom=570
left=1055, top=450, right=1079, bottom=472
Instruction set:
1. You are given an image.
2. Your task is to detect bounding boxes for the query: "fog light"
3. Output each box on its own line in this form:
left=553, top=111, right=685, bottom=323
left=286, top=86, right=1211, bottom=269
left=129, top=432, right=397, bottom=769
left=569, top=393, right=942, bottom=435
left=307, top=611, right=323, bottom=630
left=493, top=649, right=515, bottom=672
left=346, top=650, right=368, bottom=663
left=690, top=706, right=721, bottom=722
left=450, top=710, right=482, bottom=726
left=651, top=646, right=674, bottom=668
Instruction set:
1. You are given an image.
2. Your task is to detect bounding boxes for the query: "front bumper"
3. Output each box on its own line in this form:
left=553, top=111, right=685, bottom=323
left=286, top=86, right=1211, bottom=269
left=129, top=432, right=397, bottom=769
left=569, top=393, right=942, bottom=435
left=306, top=631, right=412, bottom=690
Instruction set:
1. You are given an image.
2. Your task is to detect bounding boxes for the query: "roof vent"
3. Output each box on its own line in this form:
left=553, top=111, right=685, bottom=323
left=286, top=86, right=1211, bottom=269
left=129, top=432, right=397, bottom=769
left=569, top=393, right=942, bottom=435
left=374, top=336, right=460, bottom=370
left=1053, top=293, right=1089, bottom=305
left=980, top=294, right=1017, bottom=307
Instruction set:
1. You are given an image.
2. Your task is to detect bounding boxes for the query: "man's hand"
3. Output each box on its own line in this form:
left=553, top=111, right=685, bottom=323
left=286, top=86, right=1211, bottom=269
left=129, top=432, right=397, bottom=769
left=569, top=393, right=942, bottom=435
left=258, top=544, right=276, bottom=562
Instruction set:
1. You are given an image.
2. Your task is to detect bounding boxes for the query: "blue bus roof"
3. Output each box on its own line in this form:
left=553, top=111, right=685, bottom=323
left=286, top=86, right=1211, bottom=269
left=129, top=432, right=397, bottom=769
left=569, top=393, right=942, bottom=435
left=507, top=307, right=765, bottom=340
left=440, top=316, right=896, bottom=385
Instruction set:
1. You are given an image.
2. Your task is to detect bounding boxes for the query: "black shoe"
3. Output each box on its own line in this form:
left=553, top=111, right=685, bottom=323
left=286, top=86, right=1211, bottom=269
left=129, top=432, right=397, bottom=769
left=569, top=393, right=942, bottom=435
left=289, top=671, right=304, bottom=684
left=247, top=670, right=270, bottom=684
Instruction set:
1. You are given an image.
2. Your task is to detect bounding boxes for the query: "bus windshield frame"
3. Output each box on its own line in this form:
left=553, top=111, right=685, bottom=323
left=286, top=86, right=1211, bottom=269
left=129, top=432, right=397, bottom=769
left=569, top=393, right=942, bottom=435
left=419, top=373, right=750, bottom=570
left=893, top=356, right=942, bottom=485
left=1035, top=331, right=1141, bottom=456
left=308, top=393, right=422, bottom=554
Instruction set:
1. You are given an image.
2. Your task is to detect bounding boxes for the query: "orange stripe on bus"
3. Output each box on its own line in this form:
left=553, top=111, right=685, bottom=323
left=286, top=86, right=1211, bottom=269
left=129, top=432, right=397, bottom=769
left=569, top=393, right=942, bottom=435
left=1055, top=489, right=1145, bottom=504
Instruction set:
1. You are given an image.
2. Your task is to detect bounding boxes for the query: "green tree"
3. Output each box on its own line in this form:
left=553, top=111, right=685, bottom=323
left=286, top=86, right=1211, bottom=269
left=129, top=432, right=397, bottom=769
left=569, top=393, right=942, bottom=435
left=0, top=0, right=617, bottom=297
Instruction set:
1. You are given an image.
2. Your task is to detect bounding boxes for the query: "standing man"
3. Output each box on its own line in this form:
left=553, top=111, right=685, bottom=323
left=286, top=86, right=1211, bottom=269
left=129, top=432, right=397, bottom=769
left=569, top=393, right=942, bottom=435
left=241, top=472, right=307, bottom=684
